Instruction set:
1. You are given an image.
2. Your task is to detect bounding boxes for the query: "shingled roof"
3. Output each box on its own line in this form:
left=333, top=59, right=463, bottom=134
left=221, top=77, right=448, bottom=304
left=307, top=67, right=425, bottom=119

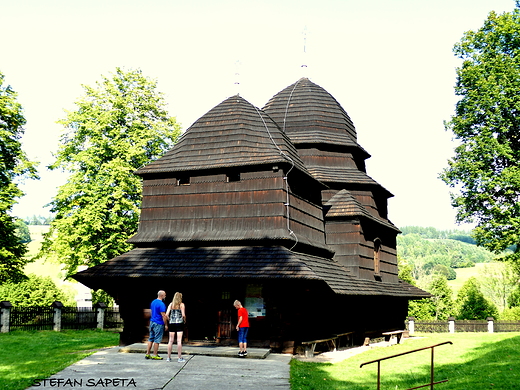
left=325, top=189, right=399, bottom=232
left=306, top=166, right=388, bottom=188
left=73, top=246, right=429, bottom=298
left=263, top=78, right=368, bottom=156
left=136, top=95, right=310, bottom=177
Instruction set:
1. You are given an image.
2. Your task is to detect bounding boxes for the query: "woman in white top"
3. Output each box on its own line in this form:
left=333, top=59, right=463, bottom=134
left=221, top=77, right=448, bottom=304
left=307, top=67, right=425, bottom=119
left=165, top=292, right=186, bottom=362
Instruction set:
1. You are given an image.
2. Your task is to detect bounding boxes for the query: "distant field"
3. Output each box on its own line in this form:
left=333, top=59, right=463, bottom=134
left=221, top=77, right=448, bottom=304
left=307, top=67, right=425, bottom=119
left=447, top=262, right=500, bottom=295
left=23, top=225, right=80, bottom=300
left=23, top=225, right=63, bottom=279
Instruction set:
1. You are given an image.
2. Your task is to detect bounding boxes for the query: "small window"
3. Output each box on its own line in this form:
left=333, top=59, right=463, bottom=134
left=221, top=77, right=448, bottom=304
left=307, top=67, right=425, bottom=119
left=227, top=172, right=240, bottom=182
left=177, top=177, right=190, bottom=186
left=221, top=291, right=231, bottom=300
left=374, top=238, right=382, bottom=278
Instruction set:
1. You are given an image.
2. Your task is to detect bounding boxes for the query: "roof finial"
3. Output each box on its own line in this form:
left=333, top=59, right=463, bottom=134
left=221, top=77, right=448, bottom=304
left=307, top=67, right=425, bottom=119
left=234, top=59, right=242, bottom=96
left=301, top=26, right=309, bottom=78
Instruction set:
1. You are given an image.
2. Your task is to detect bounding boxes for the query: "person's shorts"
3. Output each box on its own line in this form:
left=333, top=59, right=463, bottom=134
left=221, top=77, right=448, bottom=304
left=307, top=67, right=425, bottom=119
left=169, top=323, right=184, bottom=333
left=149, top=322, right=164, bottom=343
left=238, top=327, right=249, bottom=344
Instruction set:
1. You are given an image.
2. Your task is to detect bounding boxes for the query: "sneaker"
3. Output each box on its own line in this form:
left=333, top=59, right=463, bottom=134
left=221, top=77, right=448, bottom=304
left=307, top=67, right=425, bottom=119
left=242, top=351, right=248, bottom=357
left=151, top=355, right=163, bottom=360
left=238, top=351, right=243, bottom=357
left=166, top=358, right=171, bottom=362
left=178, top=358, right=185, bottom=363
left=145, top=354, right=152, bottom=359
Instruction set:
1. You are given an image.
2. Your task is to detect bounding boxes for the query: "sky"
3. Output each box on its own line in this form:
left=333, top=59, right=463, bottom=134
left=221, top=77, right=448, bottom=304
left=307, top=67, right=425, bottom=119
left=2, top=0, right=517, bottom=231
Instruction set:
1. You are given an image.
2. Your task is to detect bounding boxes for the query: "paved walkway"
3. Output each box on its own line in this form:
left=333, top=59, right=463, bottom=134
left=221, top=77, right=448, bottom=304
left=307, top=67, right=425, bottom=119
left=27, top=344, right=292, bottom=390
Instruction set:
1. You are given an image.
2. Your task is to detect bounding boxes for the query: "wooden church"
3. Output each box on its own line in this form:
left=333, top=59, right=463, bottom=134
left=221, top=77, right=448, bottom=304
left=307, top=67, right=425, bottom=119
left=73, top=78, right=429, bottom=351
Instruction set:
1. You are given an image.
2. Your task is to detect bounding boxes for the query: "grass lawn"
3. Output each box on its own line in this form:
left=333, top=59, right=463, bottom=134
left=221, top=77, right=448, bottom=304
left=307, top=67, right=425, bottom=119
left=447, top=262, right=495, bottom=295
left=0, top=330, right=119, bottom=390
left=291, top=332, right=520, bottom=389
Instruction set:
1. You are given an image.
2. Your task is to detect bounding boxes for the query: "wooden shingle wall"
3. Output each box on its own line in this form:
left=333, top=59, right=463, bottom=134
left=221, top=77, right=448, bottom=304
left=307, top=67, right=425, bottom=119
left=325, top=219, right=398, bottom=283
left=130, top=167, right=327, bottom=250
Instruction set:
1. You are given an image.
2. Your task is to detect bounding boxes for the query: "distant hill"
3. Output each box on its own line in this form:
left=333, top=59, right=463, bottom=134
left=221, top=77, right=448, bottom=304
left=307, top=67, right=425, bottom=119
left=399, top=226, right=476, bottom=244
left=397, top=226, right=498, bottom=282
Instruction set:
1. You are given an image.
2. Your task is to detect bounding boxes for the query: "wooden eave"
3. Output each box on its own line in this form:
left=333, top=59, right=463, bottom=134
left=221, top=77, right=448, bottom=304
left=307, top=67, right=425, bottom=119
left=72, top=246, right=430, bottom=299
left=127, top=232, right=333, bottom=256
left=307, top=167, right=392, bottom=195
left=325, top=189, right=399, bottom=232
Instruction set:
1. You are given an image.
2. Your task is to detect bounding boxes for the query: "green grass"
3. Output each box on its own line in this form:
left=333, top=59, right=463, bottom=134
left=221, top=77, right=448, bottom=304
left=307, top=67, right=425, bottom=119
left=0, top=330, right=119, bottom=390
left=290, top=333, right=520, bottom=389
left=447, top=262, right=494, bottom=295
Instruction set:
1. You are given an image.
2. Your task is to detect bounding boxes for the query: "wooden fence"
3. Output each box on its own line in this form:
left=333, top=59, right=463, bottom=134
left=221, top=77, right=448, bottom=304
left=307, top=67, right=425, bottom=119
left=0, top=301, right=123, bottom=333
left=407, top=316, right=520, bottom=334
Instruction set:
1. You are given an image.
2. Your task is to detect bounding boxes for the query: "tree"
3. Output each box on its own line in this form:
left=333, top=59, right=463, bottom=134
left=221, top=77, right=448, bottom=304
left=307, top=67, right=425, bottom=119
left=398, top=256, right=415, bottom=285
left=39, top=68, right=181, bottom=276
left=408, top=275, right=454, bottom=321
left=441, top=4, right=520, bottom=261
left=478, top=261, right=518, bottom=311
left=427, top=275, right=454, bottom=321
left=0, top=71, right=38, bottom=284
left=456, top=277, right=498, bottom=320
left=0, top=274, right=74, bottom=306
left=14, top=218, right=31, bottom=244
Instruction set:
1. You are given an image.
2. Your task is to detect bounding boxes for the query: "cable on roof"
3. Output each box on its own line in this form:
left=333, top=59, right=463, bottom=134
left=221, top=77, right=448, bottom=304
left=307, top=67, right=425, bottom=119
left=282, top=78, right=302, bottom=135
left=251, top=104, right=298, bottom=251
left=280, top=79, right=304, bottom=251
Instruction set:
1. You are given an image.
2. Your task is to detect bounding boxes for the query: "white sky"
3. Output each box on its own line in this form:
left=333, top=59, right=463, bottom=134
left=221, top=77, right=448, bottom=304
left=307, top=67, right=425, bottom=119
left=3, top=0, right=516, bottom=230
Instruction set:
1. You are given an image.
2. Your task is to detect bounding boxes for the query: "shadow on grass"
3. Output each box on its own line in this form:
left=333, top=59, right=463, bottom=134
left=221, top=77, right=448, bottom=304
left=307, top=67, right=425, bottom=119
left=291, top=335, right=520, bottom=390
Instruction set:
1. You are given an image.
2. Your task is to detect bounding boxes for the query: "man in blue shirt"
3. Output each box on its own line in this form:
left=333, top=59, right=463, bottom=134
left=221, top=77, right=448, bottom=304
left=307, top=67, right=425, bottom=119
left=145, top=290, right=168, bottom=360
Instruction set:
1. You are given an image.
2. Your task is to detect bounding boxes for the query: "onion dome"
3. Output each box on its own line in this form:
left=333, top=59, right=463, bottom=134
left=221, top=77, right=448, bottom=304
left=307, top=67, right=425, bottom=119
left=263, top=77, right=368, bottom=157
left=136, top=95, right=310, bottom=177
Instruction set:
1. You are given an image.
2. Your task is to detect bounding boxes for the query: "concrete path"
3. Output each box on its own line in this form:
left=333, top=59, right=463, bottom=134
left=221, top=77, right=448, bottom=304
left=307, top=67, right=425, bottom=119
left=27, top=344, right=292, bottom=390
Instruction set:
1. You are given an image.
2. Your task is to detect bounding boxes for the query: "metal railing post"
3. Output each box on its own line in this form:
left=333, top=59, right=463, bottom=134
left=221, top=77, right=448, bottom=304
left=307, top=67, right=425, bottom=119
left=360, top=341, right=453, bottom=390
left=430, top=346, right=434, bottom=389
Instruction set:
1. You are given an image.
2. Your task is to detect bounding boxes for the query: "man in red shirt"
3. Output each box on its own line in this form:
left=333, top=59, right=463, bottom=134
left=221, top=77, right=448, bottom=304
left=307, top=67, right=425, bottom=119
left=234, top=300, right=249, bottom=357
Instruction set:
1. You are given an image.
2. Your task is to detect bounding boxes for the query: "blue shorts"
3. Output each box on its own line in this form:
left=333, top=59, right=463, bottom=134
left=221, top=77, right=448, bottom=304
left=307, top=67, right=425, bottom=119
left=149, top=322, right=164, bottom=343
left=238, top=327, right=249, bottom=344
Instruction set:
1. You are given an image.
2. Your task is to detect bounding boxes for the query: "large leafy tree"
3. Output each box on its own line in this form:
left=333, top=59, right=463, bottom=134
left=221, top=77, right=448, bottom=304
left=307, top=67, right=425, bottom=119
left=0, top=71, right=38, bottom=284
left=40, top=68, right=181, bottom=276
left=478, top=261, right=518, bottom=311
left=408, top=275, right=454, bottom=321
left=0, top=274, right=74, bottom=306
left=455, top=277, right=498, bottom=320
left=441, top=3, right=520, bottom=260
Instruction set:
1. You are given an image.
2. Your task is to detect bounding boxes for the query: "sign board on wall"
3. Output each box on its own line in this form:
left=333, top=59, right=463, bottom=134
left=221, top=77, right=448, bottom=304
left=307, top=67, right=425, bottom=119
left=245, top=284, right=265, bottom=318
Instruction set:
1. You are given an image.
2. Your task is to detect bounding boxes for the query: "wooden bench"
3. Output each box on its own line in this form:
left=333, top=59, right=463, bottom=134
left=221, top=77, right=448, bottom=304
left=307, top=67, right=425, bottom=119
left=301, top=337, right=338, bottom=358
left=301, top=331, right=355, bottom=357
left=333, top=331, right=354, bottom=349
left=382, top=330, right=408, bottom=344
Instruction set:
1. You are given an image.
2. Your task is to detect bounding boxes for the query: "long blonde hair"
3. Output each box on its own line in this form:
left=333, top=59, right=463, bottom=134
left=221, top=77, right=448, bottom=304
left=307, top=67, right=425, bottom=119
left=171, top=292, right=183, bottom=310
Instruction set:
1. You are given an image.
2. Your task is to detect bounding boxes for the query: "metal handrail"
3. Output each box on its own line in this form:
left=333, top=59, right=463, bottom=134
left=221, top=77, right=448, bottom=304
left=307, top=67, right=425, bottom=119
left=360, top=341, right=453, bottom=390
